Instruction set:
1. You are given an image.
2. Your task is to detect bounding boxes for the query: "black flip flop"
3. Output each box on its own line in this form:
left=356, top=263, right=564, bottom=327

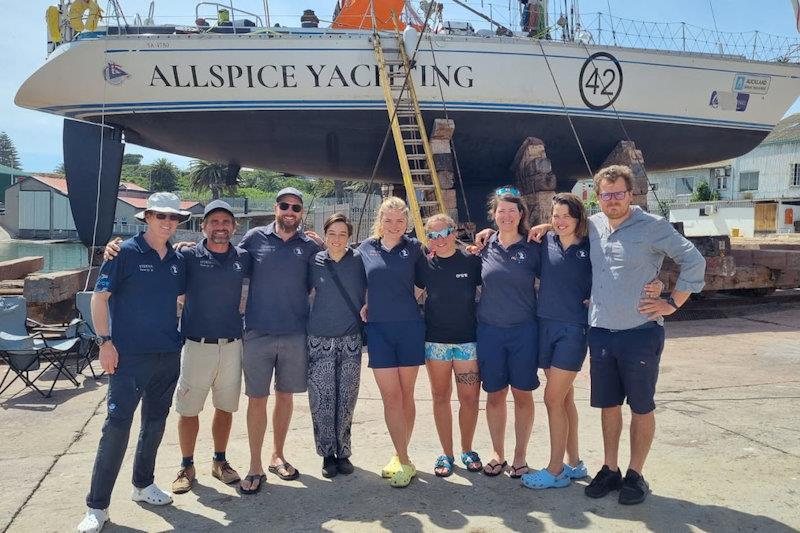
left=509, top=464, right=529, bottom=479
left=239, top=474, right=266, bottom=495
left=482, top=460, right=508, bottom=477
left=268, top=462, right=300, bottom=481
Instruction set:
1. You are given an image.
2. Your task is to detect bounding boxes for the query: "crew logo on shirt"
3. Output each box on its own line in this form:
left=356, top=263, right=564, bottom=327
left=577, top=249, right=588, bottom=259
left=170, top=264, right=179, bottom=276
left=455, top=272, right=469, bottom=279
left=400, top=249, right=409, bottom=258
left=233, top=261, right=242, bottom=271
left=139, top=263, right=154, bottom=272
left=512, top=250, right=526, bottom=262
left=294, top=247, right=303, bottom=256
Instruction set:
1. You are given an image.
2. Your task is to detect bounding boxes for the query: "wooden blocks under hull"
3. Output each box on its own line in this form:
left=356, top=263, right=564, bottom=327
left=511, top=137, right=557, bottom=225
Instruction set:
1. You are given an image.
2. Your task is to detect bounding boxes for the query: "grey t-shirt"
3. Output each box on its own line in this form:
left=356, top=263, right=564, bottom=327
left=307, top=248, right=367, bottom=337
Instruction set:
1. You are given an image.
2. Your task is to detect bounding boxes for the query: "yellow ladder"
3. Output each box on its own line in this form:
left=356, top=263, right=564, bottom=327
left=372, top=12, right=446, bottom=243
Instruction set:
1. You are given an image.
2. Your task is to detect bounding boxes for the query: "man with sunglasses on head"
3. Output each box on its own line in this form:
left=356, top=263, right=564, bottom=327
left=237, top=187, right=321, bottom=493
left=79, top=193, right=189, bottom=533
left=579, top=165, right=705, bottom=505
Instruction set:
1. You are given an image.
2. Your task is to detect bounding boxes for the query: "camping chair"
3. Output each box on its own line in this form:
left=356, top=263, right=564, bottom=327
left=75, top=291, right=104, bottom=378
left=0, top=296, right=80, bottom=398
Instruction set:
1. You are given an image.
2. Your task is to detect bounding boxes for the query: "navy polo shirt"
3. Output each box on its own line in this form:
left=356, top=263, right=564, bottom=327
left=181, top=239, right=253, bottom=339
left=357, top=235, right=425, bottom=323
left=537, top=232, right=592, bottom=325
left=94, top=232, right=186, bottom=355
left=239, top=223, right=320, bottom=334
left=477, top=233, right=540, bottom=327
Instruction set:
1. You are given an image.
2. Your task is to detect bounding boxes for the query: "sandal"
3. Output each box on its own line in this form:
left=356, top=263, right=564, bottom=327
left=509, top=463, right=529, bottom=478
left=268, top=462, right=300, bottom=481
left=434, top=455, right=455, bottom=477
left=239, top=473, right=266, bottom=495
left=521, top=468, right=571, bottom=490
left=482, top=460, right=508, bottom=477
left=461, top=451, right=482, bottom=473
left=389, top=463, right=417, bottom=488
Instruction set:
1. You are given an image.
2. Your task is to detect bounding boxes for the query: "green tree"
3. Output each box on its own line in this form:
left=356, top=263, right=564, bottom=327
left=188, top=160, right=238, bottom=199
left=122, top=153, right=144, bottom=165
left=54, top=162, right=65, bottom=174
left=0, top=132, right=21, bottom=169
left=149, top=158, right=179, bottom=191
left=690, top=181, right=719, bottom=202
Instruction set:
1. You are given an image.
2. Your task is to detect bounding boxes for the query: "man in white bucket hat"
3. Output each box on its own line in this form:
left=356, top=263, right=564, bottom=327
left=79, top=192, right=189, bottom=533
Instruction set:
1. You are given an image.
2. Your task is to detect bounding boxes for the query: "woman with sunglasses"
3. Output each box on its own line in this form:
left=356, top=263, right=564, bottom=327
left=476, top=187, right=541, bottom=479
left=306, top=213, right=367, bottom=479
left=356, top=196, right=427, bottom=488
left=415, top=214, right=483, bottom=477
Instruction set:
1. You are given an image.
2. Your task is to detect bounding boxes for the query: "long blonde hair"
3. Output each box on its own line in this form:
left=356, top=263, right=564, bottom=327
left=370, top=196, right=409, bottom=238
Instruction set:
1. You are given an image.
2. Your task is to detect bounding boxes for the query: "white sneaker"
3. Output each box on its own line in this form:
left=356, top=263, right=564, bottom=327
left=77, top=508, right=109, bottom=533
left=131, top=483, right=173, bottom=506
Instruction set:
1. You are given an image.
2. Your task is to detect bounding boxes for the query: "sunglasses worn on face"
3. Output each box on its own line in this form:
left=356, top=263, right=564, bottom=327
left=278, top=202, right=302, bottom=213
left=426, top=227, right=454, bottom=240
left=496, top=186, right=521, bottom=197
left=154, top=213, right=182, bottom=221
left=598, top=191, right=629, bottom=201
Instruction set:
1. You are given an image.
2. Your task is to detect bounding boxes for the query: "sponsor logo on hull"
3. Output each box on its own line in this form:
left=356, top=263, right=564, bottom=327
left=103, top=62, right=130, bottom=85
left=733, top=73, right=770, bottom=94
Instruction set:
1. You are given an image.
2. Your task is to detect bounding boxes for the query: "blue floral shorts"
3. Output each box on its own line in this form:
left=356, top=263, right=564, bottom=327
left=424, top=342, right=478, bottom=362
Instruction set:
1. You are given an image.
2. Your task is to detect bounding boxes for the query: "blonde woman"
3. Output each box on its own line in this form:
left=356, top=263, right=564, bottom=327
left=416, top=214, right=483, bottom=477
left=356, top=197, right=427, bottom=488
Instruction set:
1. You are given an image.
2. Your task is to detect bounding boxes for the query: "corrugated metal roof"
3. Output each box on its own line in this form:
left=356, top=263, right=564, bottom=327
left=0, top=163, right=29, bottom=175
left=761, top=113, right=800, bottom=145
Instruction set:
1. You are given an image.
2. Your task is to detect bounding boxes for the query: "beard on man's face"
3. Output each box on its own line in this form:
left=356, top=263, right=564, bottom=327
left=277, top=213, right=301, bottom=232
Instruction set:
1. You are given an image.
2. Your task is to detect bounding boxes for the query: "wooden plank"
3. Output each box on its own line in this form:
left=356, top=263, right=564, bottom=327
left=0, top=256, right=44, bottom=281
left=23, top=267, right=99, bottom=304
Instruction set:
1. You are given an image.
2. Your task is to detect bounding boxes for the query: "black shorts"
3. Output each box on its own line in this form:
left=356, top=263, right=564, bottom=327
left=588, top=323, right=665, bottom=414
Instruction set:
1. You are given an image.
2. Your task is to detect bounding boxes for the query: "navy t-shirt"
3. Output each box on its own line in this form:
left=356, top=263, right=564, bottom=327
left=357, top=235, right=425, bottom=323
left=180, top=240, right=252, bottom=339
left=477, top=233, right=540, bottom=327
left=537, top=232, right=592, bottom=325
left=239, top=223, right=320, bottom=335
left=94, top=232, right=186, bottom=355
left=416, top=249, right=482, bottom=344
left=307, top=249, right=367, bottom=337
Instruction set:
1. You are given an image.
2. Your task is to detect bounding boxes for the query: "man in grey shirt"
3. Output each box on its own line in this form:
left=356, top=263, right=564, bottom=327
left=583, top=165, right=705, bottom=505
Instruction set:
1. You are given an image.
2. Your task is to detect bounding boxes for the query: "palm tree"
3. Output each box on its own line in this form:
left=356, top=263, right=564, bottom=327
left=149, top=158, right=178, bottom=191
left=188, top=160, right=238, bottom=199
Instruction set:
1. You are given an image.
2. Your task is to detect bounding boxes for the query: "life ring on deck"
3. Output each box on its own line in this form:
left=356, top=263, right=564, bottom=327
left=46, top=5, right=62, bottom=42
left=68, top=0, right=103, bottom=32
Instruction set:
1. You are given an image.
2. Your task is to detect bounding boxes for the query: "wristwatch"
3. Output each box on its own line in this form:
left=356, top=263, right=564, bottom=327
left=95, top=335, right=112, bottom=347
left=665, top=296, right=679, bottom=310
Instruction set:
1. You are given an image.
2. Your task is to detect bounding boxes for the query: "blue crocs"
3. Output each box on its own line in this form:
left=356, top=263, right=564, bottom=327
left=434, top=455, right=455, bottom=477
left=521, top=468, right=571, bottom=490
left=563, top=461, right=588, bottom=479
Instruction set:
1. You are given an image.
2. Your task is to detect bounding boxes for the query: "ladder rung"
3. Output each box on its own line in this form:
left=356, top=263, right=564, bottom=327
left=382, top=47, right=400, bottom=53
left=404, top=139, right=424, bottom=145
left=399, top=124, right=419, bottom=131
left=384, top=59, right=404, bottom=65
left=418, top=201, right=441, bottom=208
left=409, top=169, right=431, bottom=176
left=414, top=184, right=436, bottom=190
left=396, top=111, right=416, bottom=118
left=406, top=153, right=427, bottom=160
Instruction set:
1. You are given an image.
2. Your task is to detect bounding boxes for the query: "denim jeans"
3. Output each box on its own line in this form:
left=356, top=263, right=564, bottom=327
left=86, top=351, right=180, bottom=510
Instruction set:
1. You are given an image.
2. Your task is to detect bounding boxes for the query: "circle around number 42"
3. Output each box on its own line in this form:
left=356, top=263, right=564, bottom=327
left=579, top=52, right=624, bottom=110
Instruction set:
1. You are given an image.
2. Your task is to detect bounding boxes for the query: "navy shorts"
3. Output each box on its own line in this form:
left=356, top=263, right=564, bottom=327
left=538, top=319, right=589, bottom=372
left=366, top=320, right=425, bottom=369
left=477, top=321, right=539, bottom=393
left=588, top=323, right=665, bottom=414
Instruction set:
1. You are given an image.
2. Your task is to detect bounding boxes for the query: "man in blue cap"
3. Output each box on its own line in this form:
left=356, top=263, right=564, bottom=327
left=79, top=192, right=189, bottom=533
left=238, top=187, right=320, bottom=493
left=171, top=200, right=252, bottom=494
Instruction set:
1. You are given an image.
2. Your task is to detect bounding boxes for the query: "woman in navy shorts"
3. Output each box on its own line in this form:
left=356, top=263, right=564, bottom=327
left=475, top=187, right=541, bottom=479
left=357, top=197, right=426, bottom=488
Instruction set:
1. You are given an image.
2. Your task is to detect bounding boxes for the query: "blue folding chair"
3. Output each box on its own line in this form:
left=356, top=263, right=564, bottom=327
left=0, top=296, right=81, bottom=398
left=75, top=291, right=104, bottom=378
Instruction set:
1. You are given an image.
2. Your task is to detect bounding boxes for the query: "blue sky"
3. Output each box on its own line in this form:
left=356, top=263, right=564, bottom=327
left=2, top=0, right=800, bottom=172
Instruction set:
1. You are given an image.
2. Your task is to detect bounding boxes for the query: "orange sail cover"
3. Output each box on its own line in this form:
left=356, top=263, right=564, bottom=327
left=331, top=0, right=407, bottom=30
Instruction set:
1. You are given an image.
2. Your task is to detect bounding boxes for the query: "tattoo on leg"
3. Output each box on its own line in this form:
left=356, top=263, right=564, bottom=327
left=455, top=371, right=480, bottom=385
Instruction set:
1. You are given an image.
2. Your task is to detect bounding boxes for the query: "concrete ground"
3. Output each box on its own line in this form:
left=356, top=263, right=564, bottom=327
left=1, top=309, right=798, bottom=532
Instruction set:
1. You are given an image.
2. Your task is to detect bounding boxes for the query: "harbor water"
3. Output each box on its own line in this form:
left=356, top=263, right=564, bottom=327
left=0, top=241, right=88, bottom=272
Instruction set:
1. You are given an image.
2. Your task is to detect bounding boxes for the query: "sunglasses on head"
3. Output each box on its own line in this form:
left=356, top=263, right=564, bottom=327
left=496, top=186, right=521, bottom=197
left=153, top=213, right=182, bottom=221
left=426, top=227, right=454, bottom=240
left=278, top=202, right=303, bottom=213
left=598, top=191, right=629, bottom=201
